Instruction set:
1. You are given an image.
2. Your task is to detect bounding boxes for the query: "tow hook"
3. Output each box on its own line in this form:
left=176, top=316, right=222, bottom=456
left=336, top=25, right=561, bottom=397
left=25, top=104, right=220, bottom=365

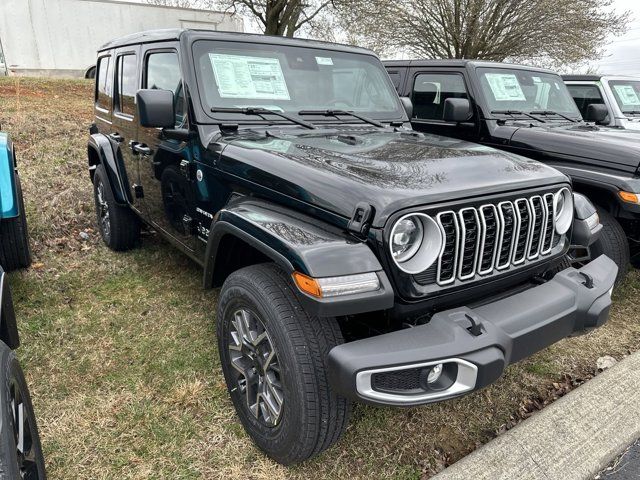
left=465, top=313, right=483, bottom=336
left=579, top=272, right=594, bottom=289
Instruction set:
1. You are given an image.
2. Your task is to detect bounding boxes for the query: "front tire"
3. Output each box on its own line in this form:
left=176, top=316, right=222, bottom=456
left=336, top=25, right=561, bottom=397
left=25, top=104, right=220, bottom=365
left=590, top=207, right=629, bottom=285
left=0, top=342, right=46, bottom=480
left=0, top=176, right=31, bottom=271
left=217, top=264, right=350, bottom=465
left=93, top=164, right=140, bottom=251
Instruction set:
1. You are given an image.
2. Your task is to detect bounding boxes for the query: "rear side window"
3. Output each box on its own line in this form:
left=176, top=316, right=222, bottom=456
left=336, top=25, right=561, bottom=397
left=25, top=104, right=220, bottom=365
left=566, top=84, right=605, bottom=119
left=116, top=54, right=138, bottom=117
left=146, top=51, right=185, bottom=126
left=96, top=55, right=113, bottom=111
left=412, top=73, right=469, bottom=120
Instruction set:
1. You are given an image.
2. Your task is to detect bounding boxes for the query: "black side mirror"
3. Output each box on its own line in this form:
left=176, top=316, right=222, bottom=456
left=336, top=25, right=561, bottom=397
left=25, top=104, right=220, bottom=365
left=400, top=97, right=413, bottom=118
left=443, top=98, right=472, bottom=122
left=585, top=103, right=608, bottom=124
left=137, top=89, right=175, bottom=128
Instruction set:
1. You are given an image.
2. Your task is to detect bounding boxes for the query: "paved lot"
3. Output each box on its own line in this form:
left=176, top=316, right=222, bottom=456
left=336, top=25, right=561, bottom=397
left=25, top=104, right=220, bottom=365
left=598, top=439, right=640, bottom=479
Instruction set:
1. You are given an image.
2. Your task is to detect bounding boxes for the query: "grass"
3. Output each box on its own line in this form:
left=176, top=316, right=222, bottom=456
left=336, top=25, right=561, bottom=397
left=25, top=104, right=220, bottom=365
left=1, top=76, right=640, bottom=479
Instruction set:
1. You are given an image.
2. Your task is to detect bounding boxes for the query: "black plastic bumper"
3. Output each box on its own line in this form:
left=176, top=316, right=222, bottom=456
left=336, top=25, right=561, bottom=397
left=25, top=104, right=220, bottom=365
left=328, top=255, right=617, bottom=407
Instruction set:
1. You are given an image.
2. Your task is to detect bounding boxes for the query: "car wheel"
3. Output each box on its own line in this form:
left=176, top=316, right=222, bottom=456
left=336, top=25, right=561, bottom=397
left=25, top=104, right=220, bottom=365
left=590, top=207, right=629, bottom=285
left=217, top=263, right=351, bottom=465
left=0, top=342, right=46, bottom=480
left=0, top=175, right=31, bottom=271
left=93, top=164, right=140, bottom=251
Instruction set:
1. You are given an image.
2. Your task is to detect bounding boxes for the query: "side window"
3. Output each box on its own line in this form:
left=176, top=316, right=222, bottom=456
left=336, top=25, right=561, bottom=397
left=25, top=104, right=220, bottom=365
left=95, top=55, right=113, bottom=111
left=412, top=73, right=469, bottom=121
left=566, top=84, right=605, bottom=119
left=115, top=54, right=138, bottom=117
left=145, top=51, right=184, bottom=127
left=387, top=71, right=402, bottom=93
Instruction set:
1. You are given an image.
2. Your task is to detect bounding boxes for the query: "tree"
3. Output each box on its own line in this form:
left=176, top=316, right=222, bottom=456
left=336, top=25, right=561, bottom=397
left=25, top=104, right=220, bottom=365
left=226, top=0, right=333, bottom=37
left=336, top=0, right=628, bottom=68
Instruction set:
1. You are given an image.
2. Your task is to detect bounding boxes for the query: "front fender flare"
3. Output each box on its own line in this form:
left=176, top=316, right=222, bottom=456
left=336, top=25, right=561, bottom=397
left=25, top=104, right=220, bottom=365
left=203, top=199, right=394, bottom=316
left=87, top=134, right=129, bottom=205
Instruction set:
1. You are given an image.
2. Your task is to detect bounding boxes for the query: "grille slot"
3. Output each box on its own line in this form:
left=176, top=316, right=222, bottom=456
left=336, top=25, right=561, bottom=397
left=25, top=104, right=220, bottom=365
left=434, top=192, right=561, bottom=285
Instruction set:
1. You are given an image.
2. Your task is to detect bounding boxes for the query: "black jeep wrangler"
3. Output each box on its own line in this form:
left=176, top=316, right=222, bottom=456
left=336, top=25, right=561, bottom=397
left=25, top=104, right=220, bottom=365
left=88, top=30, right=616, bottom=464
left=385, top=60, right=640, bottom=281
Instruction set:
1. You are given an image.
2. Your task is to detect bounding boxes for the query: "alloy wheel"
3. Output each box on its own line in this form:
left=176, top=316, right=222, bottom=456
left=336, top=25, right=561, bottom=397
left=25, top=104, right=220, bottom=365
left=9, top=378, right=39, bottom=479
left=228, top=308, right=284, bottom=427
left=96, top=181, right=111, bottom=241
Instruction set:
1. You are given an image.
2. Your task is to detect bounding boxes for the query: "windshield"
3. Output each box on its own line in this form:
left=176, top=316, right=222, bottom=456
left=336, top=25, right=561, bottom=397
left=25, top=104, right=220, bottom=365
left=608, top=80, right=640, bottom=114
left=477, top=68, right=581, bottom=119
left=192, top=40, right=404, bottom=124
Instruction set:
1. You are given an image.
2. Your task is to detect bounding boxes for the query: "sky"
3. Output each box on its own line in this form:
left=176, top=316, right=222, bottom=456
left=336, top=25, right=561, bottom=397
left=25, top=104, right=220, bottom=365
left=590, top=0, right=640, bottom=75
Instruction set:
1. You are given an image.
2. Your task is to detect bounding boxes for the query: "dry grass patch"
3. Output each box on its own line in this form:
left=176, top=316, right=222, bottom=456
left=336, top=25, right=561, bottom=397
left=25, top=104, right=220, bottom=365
left=1, top=76, right=639, bottom=479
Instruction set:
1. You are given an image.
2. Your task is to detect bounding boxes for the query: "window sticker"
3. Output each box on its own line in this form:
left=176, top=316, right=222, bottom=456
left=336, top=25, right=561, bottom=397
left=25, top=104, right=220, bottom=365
left=485, top=73, right=526, bottom=101
left=613, top=85, right=640, bottom=106
left=315, top=56, right=334, bottom=66
left=209, top=53, right=290, bottom=100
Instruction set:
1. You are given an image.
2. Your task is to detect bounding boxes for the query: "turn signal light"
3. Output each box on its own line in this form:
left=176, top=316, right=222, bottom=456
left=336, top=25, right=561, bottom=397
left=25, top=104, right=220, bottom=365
left=619, top=191, right=639, bottom=204
left=292, top=272, right=322, bottom=298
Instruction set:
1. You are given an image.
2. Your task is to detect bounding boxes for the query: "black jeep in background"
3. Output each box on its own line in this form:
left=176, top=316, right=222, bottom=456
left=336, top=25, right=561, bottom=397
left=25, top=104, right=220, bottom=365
left=87, top=30, right=616, bottom=464
left=385, top=60, right=640, bottom=281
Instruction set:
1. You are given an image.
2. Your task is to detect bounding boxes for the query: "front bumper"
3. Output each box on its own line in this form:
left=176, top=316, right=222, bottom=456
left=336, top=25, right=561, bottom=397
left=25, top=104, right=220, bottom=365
left=328, top=255, right=617, bottom=406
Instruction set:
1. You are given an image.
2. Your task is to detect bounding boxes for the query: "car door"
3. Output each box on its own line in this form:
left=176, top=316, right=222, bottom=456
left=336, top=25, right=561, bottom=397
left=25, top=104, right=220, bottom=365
left=111, top=46, right=144, bottom=215
left=408, top=70, right=479, bottom=142
left=134, top=45, right=195, bottom=251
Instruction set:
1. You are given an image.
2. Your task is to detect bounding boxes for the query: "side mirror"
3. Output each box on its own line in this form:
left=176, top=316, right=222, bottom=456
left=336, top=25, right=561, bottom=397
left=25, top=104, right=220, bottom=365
left=400, top=97, right=413, bottom=118
left=585, top=103, right=608, bottom=124
left=443, top=98, right=472, bottom=122
left=137, top=89, right=175, bottom=128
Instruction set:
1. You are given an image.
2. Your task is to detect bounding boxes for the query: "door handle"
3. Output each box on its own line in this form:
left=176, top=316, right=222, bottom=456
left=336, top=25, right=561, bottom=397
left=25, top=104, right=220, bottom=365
left=109, top=132, right=124, bottom=143
left=131, top=143, right=152, bottom=156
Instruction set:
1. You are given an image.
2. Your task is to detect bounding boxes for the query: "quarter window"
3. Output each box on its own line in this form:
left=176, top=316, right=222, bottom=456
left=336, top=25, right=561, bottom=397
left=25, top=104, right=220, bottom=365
left=146, top=51, right=185, bottom=126
left=412, top=73, right=469, bottom=120
left=116, top=54, right=138, bottom=117
left=566, top=84, right=605, bottom=119
left=96, top=56, right=113, bottom=111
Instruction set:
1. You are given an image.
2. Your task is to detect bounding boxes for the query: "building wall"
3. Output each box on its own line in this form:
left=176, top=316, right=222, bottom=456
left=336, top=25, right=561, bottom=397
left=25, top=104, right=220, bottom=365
left=0, top=0, right=244, bottom=78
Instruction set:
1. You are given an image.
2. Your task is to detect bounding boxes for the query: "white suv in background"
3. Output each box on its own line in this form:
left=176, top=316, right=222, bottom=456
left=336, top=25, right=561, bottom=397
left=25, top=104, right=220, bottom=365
left=563, top=75, right=640, bottom=131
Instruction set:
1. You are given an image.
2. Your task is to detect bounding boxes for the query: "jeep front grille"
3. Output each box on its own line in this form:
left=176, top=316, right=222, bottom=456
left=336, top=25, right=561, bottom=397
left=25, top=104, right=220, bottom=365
left=435, top=193, right=556, bottom=285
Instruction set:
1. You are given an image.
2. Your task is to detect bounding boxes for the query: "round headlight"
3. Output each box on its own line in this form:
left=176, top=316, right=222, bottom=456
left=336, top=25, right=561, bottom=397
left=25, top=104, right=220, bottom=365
left=554, top=187, right=573, bottom=235
left=389, top=213, right=443, bottom=274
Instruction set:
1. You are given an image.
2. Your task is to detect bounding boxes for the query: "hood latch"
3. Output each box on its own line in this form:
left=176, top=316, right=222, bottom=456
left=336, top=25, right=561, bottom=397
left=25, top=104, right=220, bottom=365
left=348, top=202, right=374, bottom=239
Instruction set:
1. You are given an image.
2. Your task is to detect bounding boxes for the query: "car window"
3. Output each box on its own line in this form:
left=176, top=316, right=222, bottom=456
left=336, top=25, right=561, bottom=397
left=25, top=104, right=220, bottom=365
left=387, top=71, right=402, bottom=92
left=96, top=55, right=113, bottom=111
left=411, top=73, right=469, bottom=120
left=566, top=84, right=605, bottom=118
left=146, top=51, right=185, bottom=127
left=608, top=80, right=640, bottom=114
left=115, top=54, right=138, bottom=117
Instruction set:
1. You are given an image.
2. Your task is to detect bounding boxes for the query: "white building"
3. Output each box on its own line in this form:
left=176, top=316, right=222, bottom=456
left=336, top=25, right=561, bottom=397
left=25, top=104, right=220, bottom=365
left=0, top=0, right=244, bottom=78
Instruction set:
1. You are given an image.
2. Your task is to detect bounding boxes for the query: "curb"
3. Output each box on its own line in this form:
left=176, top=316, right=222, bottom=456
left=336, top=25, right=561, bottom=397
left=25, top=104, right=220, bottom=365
left=433, top=351, right=640, bottom=480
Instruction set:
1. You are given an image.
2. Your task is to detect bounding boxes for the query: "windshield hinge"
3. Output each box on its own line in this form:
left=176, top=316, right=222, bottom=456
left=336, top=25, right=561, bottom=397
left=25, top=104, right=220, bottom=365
left=348, top=202, right=374, bottom=239
left=220, top=123, right=239, bottom=135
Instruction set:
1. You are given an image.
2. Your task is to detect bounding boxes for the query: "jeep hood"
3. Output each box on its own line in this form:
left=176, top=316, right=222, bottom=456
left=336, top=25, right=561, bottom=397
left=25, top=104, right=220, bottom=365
left=216, top=129, right=567, bottom=228
left=508, top=123, right=640, bottom=173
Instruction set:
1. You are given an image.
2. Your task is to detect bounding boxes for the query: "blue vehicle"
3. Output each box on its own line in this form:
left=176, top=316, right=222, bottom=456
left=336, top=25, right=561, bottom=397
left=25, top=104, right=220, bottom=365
left=0, top=131, right=31, bottom=271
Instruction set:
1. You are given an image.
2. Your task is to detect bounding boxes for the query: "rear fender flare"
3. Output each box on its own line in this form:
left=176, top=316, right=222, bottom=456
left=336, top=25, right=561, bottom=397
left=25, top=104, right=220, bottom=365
left=87, top=134, right=129, bottom=205
left=0, top=133, right=19, bottom=220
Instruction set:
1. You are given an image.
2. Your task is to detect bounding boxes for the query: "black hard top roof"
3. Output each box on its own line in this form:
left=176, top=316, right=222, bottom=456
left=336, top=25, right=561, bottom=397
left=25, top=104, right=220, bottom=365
left=562, top=75, right=603, bottom=81
left=383, top=59, right=557, bottom=74
left=98, top=29, right=376, bottom=56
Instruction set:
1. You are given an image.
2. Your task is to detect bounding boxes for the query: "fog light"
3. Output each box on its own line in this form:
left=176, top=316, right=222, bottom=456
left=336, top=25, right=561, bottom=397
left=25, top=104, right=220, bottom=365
left=427, top=363, right=443, bottom=384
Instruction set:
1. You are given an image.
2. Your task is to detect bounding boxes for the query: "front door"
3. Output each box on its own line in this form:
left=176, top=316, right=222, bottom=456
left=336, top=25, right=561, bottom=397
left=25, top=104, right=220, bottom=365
left=111, top=46, right=143, bottom=215
left=408, top=70, right=479, bottom=142
left=135, top=46, right=195, bottom=251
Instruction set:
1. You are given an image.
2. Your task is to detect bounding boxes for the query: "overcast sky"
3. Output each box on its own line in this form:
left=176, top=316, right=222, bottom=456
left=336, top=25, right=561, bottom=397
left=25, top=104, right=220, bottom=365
left=590, top=0, right=640, bottom=75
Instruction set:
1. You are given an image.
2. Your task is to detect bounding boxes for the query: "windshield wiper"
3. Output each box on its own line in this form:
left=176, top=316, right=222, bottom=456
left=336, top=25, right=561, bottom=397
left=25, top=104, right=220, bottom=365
left=490, top=110, right=546, bottom=123
left=298, top=109, right=384, bottom=128
left=529, top=110, right=576, bottom=122
left=624, top=110, right=640, bottom=116
left=210, top=107, right=316, bottom=130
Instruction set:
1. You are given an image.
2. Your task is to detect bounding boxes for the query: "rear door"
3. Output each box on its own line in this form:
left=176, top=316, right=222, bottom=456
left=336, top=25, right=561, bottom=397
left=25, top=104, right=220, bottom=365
left=112, top=46, right=143, bottom=215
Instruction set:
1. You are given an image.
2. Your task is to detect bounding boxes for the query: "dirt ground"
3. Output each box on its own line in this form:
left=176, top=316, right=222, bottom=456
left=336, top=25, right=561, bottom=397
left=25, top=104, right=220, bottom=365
left=1, top=76, right=639, bottom=479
